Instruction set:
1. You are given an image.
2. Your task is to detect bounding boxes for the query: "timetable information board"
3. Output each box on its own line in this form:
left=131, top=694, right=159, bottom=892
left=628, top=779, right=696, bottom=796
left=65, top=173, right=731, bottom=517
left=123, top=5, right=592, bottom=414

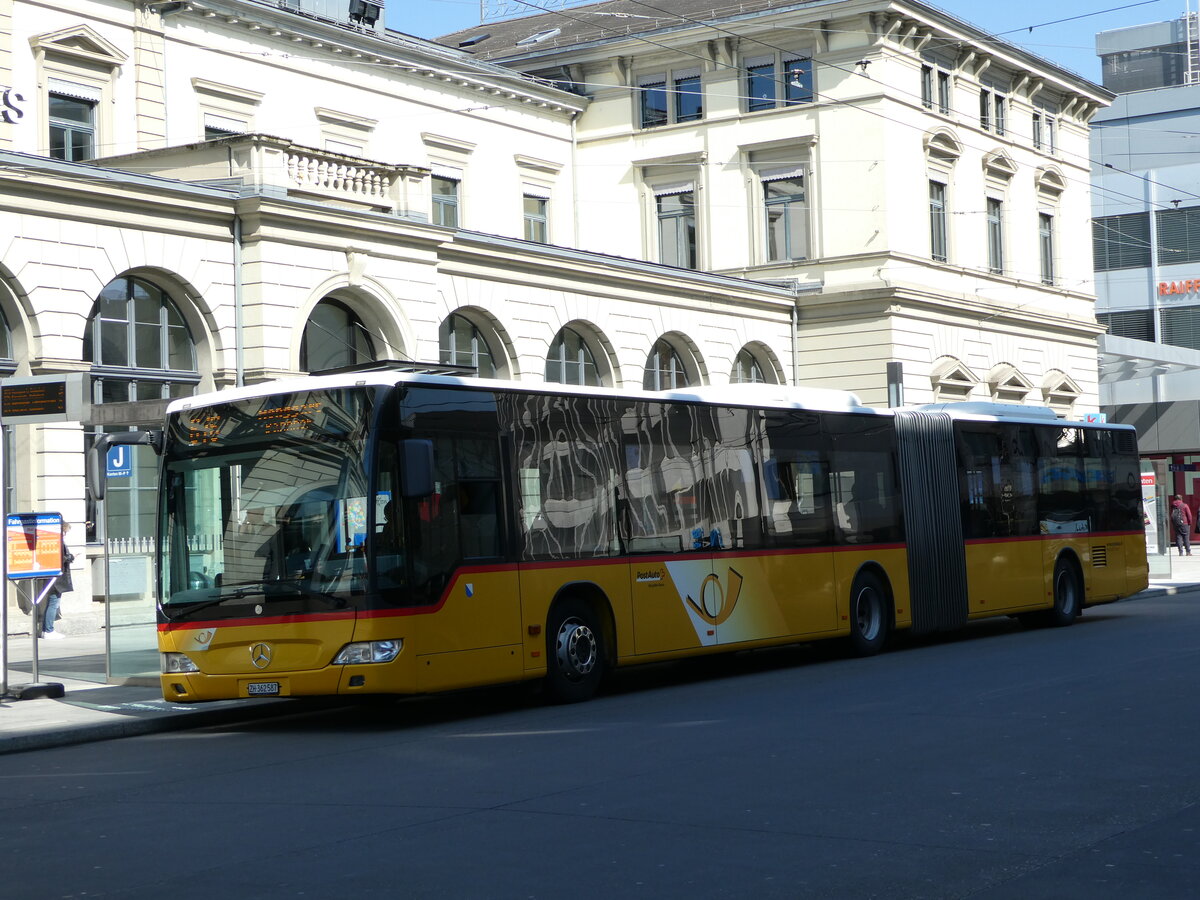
left=6, top=513, right=63, bottom=580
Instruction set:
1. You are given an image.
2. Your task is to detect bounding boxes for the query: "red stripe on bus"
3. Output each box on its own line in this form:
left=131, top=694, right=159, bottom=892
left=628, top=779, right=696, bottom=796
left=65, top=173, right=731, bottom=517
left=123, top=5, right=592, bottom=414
left=161, top=530, right=1143, bottom=630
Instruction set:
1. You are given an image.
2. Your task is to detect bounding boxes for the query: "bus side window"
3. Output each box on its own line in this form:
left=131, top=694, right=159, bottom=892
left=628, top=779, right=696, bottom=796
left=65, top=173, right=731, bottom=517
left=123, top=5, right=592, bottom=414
left=826, top=414, right=901, bottom=545
left=456, top=436, right=502, bottom=560
left=761, top=411, right=832, bottom=547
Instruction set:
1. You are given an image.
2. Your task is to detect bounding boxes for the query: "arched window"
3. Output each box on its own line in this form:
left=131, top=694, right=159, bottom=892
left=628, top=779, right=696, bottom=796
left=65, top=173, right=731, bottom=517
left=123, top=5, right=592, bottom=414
left=84, top=276, right=199, bottom=544
left=440, top=313, right=496, bottom=377
left=300, top=298, right=375, bottom=373
left=0, top=307, right=14, bottom=374
left=545, top=326, right=600, bottom=386
left=731, top=348, right=767, bottom=384
left=643, top=338, right=690, bottom=390
left=84, top=276, right=198, bottom=402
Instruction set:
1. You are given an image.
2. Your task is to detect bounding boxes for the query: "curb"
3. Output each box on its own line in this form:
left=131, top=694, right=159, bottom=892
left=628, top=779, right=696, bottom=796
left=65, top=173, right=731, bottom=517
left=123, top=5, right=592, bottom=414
left=0, top=697, right=304, bottom=756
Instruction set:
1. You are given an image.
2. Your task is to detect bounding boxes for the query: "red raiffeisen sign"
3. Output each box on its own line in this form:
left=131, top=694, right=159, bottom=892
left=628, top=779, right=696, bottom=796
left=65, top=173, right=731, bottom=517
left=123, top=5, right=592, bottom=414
left=1159, top=280, right=1200, bottom=295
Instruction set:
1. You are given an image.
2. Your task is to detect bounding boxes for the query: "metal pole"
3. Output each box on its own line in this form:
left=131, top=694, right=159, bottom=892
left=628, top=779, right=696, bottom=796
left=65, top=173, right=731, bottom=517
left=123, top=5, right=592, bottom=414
left=234, top=215, right=244, bottom=388
left=103, top=495, right=110, bottom=682
left=0, top=416, right=7, bottom=697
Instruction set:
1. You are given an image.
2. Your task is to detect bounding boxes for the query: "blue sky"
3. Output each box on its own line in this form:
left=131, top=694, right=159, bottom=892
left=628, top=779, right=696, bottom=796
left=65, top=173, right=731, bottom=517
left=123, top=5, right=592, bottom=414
left=391, top=0, right=1181, bottom=83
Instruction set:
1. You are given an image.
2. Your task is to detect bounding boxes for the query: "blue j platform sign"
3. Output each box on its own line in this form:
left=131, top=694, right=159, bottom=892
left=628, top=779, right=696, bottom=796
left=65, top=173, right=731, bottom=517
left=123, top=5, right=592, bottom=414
left=106, top=445, right=133, bottom=478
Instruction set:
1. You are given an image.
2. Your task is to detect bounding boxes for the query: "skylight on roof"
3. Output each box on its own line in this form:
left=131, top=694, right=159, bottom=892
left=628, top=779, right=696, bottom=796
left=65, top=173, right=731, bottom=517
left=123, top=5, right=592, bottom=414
left=516, top=27, right=561, bottom=46
left=458, top=32, right=491, bottom=48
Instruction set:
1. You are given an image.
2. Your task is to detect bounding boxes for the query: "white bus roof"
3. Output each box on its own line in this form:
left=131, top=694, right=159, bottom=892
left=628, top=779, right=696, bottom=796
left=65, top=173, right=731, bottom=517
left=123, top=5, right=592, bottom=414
left=166, top=368, right=1129, bottom=430
left=166, top=370, right=874, bottom=416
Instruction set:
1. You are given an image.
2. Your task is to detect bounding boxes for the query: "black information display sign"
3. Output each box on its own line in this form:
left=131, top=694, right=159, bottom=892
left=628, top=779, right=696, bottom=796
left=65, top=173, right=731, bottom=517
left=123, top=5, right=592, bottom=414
left=1, top=381, right=67, bottom=419
left=0, top=374, right=86, bottom=423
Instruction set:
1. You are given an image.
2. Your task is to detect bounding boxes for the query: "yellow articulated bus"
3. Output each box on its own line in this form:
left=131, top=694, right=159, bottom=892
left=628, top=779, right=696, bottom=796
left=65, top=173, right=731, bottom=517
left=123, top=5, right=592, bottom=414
left=93, top=365, right=1148, bottom=703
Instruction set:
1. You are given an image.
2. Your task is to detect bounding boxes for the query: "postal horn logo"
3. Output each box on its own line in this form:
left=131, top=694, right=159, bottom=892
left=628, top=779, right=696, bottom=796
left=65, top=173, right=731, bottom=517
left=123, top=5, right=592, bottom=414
left=685, top=568, right=743, bottom=626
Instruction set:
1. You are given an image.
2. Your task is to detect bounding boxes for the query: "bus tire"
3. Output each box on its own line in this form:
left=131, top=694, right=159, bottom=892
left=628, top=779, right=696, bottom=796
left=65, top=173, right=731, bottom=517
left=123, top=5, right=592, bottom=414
left=1048, top=557, right=1081, bottom=627
left=849, top=571, right=889, bottom=656
left=545, top=598, right=605, bottom=703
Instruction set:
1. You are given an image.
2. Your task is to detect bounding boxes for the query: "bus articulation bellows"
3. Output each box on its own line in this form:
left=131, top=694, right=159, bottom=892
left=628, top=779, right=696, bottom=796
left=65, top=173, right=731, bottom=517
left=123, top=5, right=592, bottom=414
left=93, top=369, right=1147, bottom=703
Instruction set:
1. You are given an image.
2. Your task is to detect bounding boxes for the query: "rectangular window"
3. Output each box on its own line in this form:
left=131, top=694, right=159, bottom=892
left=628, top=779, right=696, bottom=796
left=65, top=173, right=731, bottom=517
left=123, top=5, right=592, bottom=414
left=763, top=174, right=807, bottom=261
left=937, top=71, right=951, bottom=114
left=1097, top=309, right=1154, bottom=342
left=979, top=89, right=1006, bottom=134
left=48, top=93, right=96, bottom=162
left=1092, top=212, right=1151, bottom=270
left=431, top=176, right=460, bottom=228
left=986, top=197, right=1004, bottom=274
left=783, top=56, right=813, bottom=104
left=639, top=69, right=702, bottom=127
left=929, top=180, right=948, bottom=263
left=746, top=56, right=777, bottom=111
left=1039, top=212, right=1055, bottom=285
left=523, top=195, right=548, bottom=243
left=1035, top=105, right=1058, bottom=153
left=745, top=53, right=812, bottom=112
left=639, top=75, right=668, bottom=128
left=657, top=191, right=697, bottom=269
left=674, top=70, right=703, bottom=122
left=921, top=65, right=933, bottom=109
left=1161, top=305, right=1200, bottom=350
left=1156, top=206, right=1200, bottom=265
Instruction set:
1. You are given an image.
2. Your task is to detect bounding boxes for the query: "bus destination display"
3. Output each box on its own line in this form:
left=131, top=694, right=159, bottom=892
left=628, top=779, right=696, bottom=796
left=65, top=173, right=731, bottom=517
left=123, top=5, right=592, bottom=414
left=174, top=392, right=366, bottom=449
left=183, top=403, right=321, bottom=446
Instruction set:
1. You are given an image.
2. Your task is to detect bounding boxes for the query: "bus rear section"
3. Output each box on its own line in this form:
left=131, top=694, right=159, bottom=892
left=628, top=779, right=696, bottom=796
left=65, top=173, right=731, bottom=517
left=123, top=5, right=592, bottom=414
left=893, top=407, right=1148, bottom=637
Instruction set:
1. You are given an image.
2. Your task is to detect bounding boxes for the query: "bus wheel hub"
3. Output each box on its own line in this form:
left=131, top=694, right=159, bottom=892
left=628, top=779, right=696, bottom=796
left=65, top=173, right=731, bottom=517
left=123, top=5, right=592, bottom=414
left=556, top=620, right=596, bottom=679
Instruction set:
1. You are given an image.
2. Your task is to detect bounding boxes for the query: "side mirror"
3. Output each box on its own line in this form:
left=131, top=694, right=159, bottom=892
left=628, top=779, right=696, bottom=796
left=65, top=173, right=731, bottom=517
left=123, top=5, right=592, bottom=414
left=400, top=439, right=435, bottom=498
left=88, top=430, right=164, bottom=501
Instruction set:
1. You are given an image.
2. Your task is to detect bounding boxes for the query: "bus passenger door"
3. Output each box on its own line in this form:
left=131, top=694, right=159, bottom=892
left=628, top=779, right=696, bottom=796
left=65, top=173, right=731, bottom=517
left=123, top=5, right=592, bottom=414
left=622, top=411, right=716, bottom=655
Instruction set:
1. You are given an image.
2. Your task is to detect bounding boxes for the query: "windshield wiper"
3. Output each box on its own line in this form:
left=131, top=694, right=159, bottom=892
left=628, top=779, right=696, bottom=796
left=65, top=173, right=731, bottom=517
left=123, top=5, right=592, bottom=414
left=163, top=580, right=347, bottom=621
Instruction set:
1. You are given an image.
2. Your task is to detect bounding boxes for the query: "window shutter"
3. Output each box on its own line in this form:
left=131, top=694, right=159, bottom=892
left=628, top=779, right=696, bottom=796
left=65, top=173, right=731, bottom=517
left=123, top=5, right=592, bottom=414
left=1161, top=305, right=1200, bottom=350
left=1157, top=206, right=1200, bottom=265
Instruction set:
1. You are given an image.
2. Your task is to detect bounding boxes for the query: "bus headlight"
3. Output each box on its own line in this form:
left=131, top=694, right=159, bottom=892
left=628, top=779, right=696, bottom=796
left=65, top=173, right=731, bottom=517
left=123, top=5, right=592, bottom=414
left=332, top=640, right=402, bottom=665
left=161, top=652, right=199, bottom=674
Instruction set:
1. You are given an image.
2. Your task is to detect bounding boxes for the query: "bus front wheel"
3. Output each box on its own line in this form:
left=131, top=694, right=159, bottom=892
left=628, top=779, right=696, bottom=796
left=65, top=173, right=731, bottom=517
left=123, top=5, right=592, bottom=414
left=849, top=572, right=889, bottom=656
left=545, top=599, right=605, bottom=703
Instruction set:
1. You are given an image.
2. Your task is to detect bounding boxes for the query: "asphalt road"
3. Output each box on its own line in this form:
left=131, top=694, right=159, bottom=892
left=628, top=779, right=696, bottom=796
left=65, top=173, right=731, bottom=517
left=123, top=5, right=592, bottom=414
left=4, top=590, right=1200, bottom=899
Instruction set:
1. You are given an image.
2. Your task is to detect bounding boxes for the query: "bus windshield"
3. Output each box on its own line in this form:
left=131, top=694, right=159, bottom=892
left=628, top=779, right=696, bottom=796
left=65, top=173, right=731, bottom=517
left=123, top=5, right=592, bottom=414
left=159, top=387, right=379, bottom=618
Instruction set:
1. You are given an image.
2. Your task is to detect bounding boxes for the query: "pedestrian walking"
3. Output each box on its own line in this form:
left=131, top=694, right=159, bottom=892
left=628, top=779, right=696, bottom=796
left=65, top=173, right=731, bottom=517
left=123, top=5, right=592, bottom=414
left=1171, top=495, right=1193, bottom=557
left=39, top=521, right=74, bottom=639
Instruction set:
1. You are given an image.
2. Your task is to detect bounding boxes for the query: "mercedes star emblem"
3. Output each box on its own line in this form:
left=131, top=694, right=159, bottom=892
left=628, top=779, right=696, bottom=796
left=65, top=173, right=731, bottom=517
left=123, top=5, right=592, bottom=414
left=249, top=642, right=272, bottom=669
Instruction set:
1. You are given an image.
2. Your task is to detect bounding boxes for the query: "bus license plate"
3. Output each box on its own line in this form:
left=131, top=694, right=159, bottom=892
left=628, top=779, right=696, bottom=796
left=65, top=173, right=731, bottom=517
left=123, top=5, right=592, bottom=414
left=247, top=682, right=280, bottom=696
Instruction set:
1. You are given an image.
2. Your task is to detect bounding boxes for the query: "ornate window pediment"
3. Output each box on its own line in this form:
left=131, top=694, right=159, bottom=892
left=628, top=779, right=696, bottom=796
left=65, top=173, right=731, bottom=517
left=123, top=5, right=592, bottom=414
left=931, top=356, right=977, bottom=401
left=986, top=363, right=1032, bottom=403
left=1035, top=165, right=1067, bottom=196
left=30, top=25, right=127, bottom=68
left=983, top=149, right=1017, bottom=180
left=1042, top=369, right=1080, bottom=414
left=924, top=129, right=963, bottom=164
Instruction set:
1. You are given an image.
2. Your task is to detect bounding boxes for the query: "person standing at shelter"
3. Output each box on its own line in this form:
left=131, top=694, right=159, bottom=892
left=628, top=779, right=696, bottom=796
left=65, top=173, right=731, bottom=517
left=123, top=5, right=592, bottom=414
left=39, top=521, right=74, bottom=640
left=1171, top=495, right=1193, bottom=557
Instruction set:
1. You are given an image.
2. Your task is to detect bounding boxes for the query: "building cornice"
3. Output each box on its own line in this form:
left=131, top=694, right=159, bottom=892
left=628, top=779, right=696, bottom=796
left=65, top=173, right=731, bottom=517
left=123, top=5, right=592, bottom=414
left=143, top=0, right=586, bottom=115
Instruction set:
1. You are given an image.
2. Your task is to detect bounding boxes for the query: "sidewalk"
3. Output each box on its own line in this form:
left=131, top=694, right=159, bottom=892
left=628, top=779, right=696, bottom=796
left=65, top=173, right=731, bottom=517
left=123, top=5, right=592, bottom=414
left=2, top=628, right=299, bottom=754
left=3, top=554, right=1199, bottom=755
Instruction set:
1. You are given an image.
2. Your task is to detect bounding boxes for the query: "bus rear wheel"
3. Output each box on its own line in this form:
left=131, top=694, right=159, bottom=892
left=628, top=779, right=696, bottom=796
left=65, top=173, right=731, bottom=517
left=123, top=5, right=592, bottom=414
left=849, top=572, right=889, bottom=656
left=545, top=599, right=605, bottom=703
left=1048, top=558, right=1081, bottom=627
